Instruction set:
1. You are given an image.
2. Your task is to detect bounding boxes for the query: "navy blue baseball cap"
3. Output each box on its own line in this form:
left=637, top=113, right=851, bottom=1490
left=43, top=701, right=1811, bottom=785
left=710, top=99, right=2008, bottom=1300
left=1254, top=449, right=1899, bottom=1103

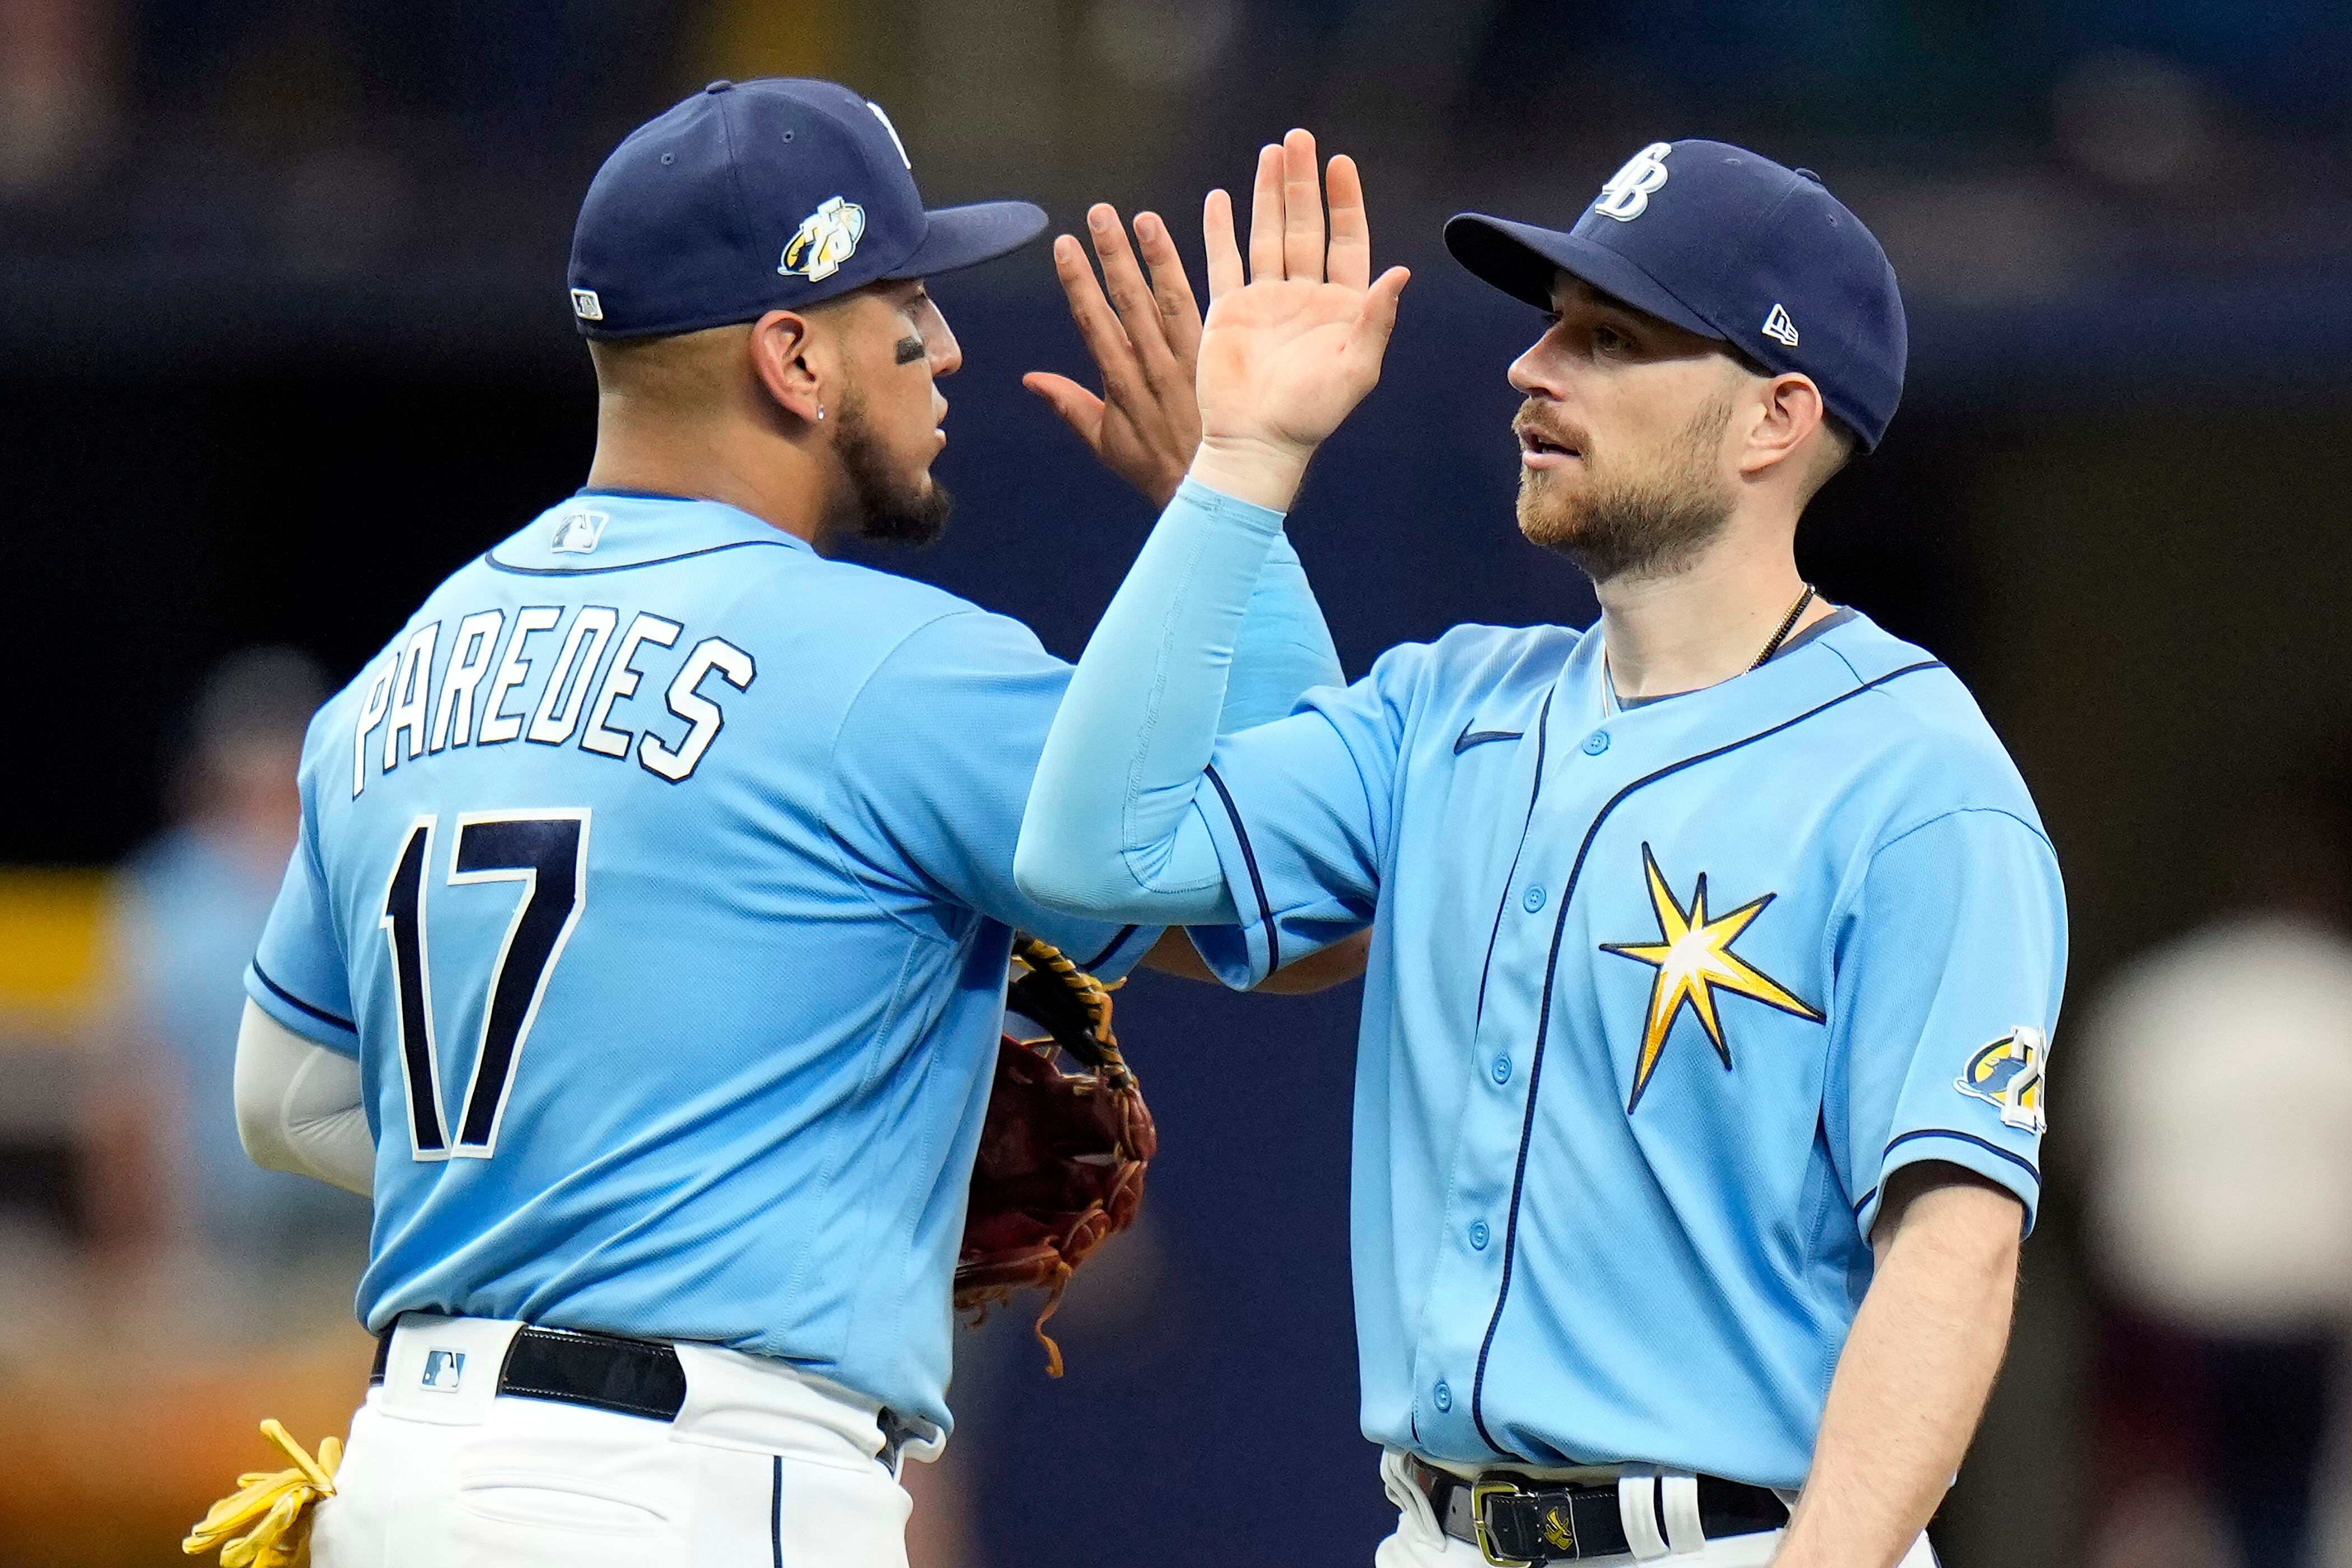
left=567, top=78, right=1048, bottom=339
left=1444, top=140, right=1906, bottom=449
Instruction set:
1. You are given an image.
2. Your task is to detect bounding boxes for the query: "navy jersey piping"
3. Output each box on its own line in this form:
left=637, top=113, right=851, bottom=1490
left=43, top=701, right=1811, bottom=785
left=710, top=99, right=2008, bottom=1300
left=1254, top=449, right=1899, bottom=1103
left=252, top=960, right=360, bottom=1035
left=483, top=537, right=804, bottom=576
left=1474, top=687, right=1554, bottom=1027
left=1204, top=763, right=1280, bottom=975
left=1467, top=657, right=1944, bottom=1456
left=1851, top=1129, right=2042, bottom=1216
left=577, top=486, right=697, bottom=502
left=1080, top=925, right=1141, bottom=972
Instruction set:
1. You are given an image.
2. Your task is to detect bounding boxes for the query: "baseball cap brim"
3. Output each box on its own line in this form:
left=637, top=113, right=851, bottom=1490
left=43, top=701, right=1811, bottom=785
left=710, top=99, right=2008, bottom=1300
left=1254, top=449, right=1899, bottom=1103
left=1443, top=213, right=1724, bottom=343
left=889, top=200, right=1049, bottom=279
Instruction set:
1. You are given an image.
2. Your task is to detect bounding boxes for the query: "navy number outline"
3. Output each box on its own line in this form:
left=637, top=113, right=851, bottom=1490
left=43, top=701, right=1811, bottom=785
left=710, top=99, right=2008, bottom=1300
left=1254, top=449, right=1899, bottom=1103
left=377, top=809, right=592, bottom=1160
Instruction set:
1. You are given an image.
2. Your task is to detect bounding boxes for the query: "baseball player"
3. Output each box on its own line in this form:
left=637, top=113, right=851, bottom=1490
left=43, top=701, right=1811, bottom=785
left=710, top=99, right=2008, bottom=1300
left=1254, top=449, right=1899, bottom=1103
left=215, top=81, right=1352, bottom=1567
left=1016, top=132, right=2065, bottom=1567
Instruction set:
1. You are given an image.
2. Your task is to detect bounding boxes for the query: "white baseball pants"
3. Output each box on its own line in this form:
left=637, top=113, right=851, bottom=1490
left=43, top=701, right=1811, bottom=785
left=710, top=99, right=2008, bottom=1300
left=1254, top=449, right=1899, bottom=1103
left=309, top=1314, right=914, bottom=1568
left=1376, top=1449, right=1939, bottom=1567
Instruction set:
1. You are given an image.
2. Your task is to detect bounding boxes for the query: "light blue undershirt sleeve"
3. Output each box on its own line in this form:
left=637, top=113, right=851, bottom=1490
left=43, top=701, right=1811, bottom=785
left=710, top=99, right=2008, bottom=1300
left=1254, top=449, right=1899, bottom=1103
left=1016, top=478, right=1291, bottom=925
left=1220, top=530, right=1343, bottom=732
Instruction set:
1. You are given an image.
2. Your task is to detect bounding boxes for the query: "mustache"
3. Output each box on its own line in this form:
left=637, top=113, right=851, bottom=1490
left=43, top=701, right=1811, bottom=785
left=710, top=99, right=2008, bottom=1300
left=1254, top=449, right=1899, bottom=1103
left=1513, top=404, right=1591, bottom=455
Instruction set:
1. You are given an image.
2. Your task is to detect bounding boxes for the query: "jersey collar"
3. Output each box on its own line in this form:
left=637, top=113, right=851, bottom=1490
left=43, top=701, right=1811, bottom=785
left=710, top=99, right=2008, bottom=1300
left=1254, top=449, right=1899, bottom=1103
left=484, top=490, right=815, bottom=575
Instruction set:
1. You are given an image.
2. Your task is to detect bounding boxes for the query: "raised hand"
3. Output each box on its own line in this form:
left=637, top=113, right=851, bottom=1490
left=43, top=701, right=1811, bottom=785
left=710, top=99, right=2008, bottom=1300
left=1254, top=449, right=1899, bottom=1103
left=1191, top=129, right=1410, bottom=511
left=1023, top=205, right=1204, bottom=509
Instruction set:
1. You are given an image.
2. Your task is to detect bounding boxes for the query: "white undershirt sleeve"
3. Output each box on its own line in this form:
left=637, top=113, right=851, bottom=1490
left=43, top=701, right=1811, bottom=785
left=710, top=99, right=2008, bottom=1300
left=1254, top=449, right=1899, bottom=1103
left=234, top=998, right=376, bottom=1197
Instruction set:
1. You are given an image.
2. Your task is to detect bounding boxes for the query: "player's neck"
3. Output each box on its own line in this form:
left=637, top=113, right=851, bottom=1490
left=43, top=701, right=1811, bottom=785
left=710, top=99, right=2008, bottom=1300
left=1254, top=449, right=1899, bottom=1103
left=1593, top=526, right=1826, bottom=703
left=586, top=414, right=828, bottom=547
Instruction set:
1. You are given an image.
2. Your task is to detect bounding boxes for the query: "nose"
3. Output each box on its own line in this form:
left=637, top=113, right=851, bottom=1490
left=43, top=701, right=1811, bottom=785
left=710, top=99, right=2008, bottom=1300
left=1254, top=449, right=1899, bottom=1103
left=1508, top=333, right=1562, bottom=398
left=924, top=301, right=963, bottom=379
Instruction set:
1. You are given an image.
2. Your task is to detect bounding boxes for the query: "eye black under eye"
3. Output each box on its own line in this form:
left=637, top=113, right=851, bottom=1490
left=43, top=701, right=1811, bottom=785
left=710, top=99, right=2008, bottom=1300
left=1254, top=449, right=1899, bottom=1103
left=894, top=335, right=926, bottom=366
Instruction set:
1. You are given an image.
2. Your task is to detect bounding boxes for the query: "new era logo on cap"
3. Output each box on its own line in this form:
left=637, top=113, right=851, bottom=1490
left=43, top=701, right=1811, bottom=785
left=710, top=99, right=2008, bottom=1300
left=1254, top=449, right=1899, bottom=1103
left=1761, top=303, right=1799, bottom=347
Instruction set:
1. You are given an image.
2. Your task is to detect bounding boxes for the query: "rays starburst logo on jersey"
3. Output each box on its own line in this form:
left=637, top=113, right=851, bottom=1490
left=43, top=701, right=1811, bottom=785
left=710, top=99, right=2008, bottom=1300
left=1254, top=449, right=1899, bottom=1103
left=1599, top=843, right=1824, bottom=1112
left=781, top=195, right=866, bottom=283
left=1955, top=1026, right=2048, bottom=1133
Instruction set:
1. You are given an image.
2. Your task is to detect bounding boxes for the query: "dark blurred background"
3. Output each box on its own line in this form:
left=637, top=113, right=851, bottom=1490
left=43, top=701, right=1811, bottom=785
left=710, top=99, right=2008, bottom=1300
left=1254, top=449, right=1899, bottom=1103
left=3, top=2, right=2351, bottom=1565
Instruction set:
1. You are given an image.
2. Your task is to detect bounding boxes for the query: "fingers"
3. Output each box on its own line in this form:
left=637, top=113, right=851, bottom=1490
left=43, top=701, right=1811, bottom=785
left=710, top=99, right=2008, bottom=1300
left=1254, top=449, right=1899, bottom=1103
left=1021, top=372, right=1106, bottom=448
left=1133, top=211, right=1202, bottom=367
left=1248, top=143, right=1284, bottom=282
left=1324, top=153, right=1371, bottom=291
left=1048, top=232, right=1148, bottom=412
left=1086, top=204, right=1182, bottom=385
left=1281, top=128, right=1325, bottom=283
left=1344, top=265, right=1411, bottom=379
left=1203, top=188, right=1243, bottom=300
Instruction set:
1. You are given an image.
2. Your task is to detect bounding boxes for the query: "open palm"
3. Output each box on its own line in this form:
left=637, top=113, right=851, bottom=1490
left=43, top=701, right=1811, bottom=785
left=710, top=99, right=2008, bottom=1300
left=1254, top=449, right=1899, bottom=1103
left=1196, top=132, right=1410, bottom=466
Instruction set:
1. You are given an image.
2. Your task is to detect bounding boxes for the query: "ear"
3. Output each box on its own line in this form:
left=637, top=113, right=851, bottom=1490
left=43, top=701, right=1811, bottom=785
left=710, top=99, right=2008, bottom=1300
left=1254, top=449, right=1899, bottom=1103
left=748, top=309, right=825, bottom=426
left=1736, top=371, right=1828, bottom=482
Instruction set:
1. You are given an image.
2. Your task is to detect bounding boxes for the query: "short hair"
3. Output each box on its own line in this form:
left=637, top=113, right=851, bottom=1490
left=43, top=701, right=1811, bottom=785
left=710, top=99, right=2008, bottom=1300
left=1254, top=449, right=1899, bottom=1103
left=586, top=326, right=748, bottom=418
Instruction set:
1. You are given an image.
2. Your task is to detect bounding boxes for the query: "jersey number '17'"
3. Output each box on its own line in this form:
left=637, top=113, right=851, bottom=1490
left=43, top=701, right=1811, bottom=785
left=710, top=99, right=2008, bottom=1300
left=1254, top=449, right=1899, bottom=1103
left=378, top=810, right=590, bottom=1160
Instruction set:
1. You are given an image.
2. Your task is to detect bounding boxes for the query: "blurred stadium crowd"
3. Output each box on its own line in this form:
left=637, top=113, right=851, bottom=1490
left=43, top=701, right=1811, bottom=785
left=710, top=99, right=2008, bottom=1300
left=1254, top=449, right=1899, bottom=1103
left=3, top=2, right=2350, bottom=1566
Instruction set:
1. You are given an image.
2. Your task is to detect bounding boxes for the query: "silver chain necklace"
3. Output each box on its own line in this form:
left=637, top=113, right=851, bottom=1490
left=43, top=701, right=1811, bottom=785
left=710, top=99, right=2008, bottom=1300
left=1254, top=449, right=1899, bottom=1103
left=1600, top=582, right=1818, bottom=720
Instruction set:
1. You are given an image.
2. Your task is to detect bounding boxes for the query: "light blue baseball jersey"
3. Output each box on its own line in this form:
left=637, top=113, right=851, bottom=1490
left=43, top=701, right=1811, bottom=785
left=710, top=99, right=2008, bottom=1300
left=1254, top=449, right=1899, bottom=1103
left=245, top=488, right=1334, bottom=1439
left=1016, top=482, right=2066, bottom=1487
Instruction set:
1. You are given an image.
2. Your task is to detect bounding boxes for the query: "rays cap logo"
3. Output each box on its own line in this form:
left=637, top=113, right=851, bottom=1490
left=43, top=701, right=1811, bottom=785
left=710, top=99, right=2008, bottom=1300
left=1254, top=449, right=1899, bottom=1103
left=1442, top=139, right=1908, bottom=450
left=1593, top=141, right=1674, bottom=222
left=1955, top=1025, right=2049, bottom=1135
left=566, top=78, right=1046, bottom=339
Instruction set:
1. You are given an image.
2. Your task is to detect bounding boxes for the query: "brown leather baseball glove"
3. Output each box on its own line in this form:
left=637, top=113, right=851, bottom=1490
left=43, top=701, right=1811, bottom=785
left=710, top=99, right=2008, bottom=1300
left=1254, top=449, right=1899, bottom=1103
left=954, top=935, right=1158, bottom=1376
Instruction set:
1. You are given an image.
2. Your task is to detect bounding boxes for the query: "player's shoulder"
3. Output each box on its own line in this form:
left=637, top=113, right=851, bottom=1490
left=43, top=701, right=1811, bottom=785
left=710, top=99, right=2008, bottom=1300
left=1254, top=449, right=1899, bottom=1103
left=1818, top=613, right=2045, bottom=832
left=1368, top=620, right=1584, bottom=706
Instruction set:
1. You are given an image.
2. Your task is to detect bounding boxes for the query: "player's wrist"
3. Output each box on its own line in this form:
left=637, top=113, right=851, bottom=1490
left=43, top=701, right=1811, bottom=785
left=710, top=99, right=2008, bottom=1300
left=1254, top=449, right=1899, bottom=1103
left=1187, top=435, right=1310, bottom=514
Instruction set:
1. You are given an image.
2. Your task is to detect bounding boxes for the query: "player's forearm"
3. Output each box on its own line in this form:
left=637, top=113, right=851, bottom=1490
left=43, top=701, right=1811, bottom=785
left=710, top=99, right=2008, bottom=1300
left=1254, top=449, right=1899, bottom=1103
left=1220, top=529, right=1343, bottom=731
left=234, top=999, right=376, bottom=1197
left=1775, top=1170, right=2020, bottom=1568
left=1016, top=478, right=1285, bottom=920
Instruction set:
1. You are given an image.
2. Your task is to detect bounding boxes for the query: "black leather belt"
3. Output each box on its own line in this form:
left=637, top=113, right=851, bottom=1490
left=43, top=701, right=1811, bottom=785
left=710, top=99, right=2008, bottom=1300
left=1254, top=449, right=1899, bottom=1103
left=1408, top=1455, right=1788, bottom=1564
left=370, top=1322, right=688, bottom=1421
left=367, top=1319, right=921, bottom=1468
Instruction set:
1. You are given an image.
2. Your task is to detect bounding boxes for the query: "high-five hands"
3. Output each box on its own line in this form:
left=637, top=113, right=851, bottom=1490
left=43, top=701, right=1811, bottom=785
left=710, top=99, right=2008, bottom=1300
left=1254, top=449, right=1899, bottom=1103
left=1024, top=206, right=1204, bottom=510
left=1191, top=129, right=1410, bottom=512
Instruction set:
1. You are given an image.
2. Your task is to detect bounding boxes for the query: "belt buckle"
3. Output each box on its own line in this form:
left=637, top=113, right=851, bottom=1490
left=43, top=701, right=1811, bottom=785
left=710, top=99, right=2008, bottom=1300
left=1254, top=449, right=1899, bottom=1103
left=1473, top=1475, right=1576, bottom=1566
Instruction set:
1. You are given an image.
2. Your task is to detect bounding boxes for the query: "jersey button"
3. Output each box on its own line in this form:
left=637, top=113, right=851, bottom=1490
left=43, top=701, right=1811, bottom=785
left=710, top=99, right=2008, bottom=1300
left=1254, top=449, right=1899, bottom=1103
left=1490, top=1054, right=1512, bottom=1085
left=1469, top=1219, right=1491, bottom=1250
left=1583, top=730, right=1611, bottom=755
left=1434, top=1380, right=1453, bottom=1412
left=1522, top=884, right=1546, bottom=913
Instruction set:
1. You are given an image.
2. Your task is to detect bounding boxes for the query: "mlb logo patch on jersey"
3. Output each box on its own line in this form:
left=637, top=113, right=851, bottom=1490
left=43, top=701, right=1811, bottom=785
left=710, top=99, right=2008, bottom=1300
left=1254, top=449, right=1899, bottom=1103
left=550, top=508, right=609, bottom=554
left=421, top=1348, right=466, bottom=1392
left=1955, top=1026, right=2047, bottom=1133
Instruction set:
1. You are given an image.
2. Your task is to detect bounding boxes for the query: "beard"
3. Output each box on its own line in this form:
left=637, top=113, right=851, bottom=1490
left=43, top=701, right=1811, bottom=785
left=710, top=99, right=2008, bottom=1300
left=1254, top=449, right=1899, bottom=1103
left=834, top=389, right=954, bottom=547
left=1516, top=393, right=1735, bottom=584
